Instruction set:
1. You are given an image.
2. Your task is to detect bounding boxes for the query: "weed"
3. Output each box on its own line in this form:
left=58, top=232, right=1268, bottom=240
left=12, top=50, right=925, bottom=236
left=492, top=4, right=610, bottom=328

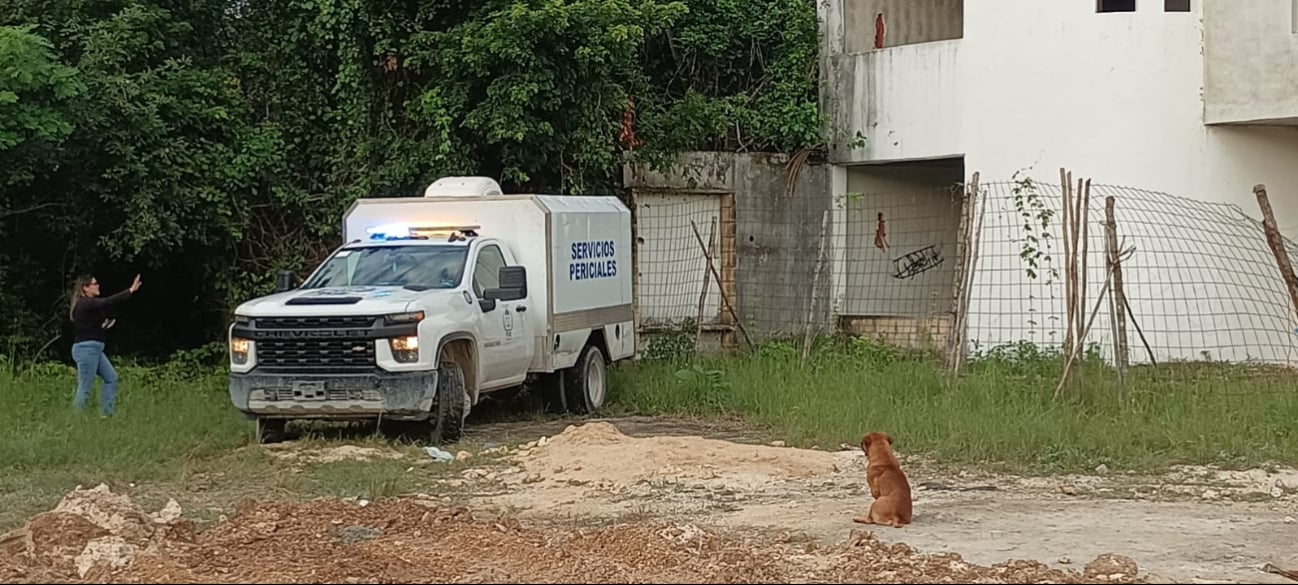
left=672, top=363, right=731, bottom=411
left=611, top=337, right=1298, bottom=475
left=640, top=321, right=697, bottom=364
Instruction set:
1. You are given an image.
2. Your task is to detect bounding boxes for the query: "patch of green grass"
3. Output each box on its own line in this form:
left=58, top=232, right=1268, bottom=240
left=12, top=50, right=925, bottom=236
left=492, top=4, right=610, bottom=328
left=0, top=358, right=457, bottom=530
left=0, top=359, right=251, bottom=527
left=5, top=333, right=1295, bottom=527
left=611, top=337, right=1298, bottom=474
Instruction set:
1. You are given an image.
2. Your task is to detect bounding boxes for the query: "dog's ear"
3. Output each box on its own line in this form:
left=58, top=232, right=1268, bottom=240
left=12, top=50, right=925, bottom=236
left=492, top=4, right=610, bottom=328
left=886, top=434, right=893, bottom=446
left=861, top=434, right=872, bottom=450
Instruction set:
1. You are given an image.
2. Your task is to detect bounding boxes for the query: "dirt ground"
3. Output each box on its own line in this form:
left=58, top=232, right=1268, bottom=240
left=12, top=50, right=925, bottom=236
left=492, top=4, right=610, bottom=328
left=4, top=418, right=1297, bottom=584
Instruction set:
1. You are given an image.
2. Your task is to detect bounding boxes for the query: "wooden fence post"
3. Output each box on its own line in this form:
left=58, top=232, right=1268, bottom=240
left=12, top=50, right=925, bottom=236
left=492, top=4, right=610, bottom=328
left=802, top=210, right=831, bottom=362
left=1104, top=196, right=1130, bottom=373
left=947, top=172, right=980, bottom=374
left=1254, top=185, right=1298, bottom=323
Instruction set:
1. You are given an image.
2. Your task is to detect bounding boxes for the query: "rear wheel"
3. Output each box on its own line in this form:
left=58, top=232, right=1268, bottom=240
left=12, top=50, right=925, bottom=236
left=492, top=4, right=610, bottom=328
left=538, top=371, right=568, bottom=414
left=430, top=358, right=469, bottom=444
left=563, top=344, right=608, bottom=415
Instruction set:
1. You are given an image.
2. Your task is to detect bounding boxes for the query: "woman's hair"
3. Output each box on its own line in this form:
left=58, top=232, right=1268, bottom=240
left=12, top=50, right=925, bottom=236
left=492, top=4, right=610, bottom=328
left=69, top=275, right=94, bottom=320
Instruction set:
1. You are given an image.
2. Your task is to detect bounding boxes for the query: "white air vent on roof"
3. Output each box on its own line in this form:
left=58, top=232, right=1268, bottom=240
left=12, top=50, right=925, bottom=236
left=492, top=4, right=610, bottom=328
left=423, top=176, right=504, bottom=198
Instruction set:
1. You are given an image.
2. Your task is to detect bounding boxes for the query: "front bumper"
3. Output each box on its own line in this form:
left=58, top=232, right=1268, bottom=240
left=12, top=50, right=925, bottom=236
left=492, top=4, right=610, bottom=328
left=229, top=370, right=437, bottom=421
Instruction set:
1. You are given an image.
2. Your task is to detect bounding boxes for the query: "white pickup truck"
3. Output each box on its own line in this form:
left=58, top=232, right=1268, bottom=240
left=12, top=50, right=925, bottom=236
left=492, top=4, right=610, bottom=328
left=226, top=177, right=636, bottom=444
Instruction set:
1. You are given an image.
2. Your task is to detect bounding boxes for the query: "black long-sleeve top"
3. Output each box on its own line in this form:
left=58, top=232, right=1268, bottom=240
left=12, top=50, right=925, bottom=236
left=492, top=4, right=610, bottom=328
left=71, top=290, right=133, bottom=343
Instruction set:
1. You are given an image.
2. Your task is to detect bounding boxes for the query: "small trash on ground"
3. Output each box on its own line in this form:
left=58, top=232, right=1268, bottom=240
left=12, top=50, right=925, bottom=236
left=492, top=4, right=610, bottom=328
left=425, top=446, right=454, bottom=462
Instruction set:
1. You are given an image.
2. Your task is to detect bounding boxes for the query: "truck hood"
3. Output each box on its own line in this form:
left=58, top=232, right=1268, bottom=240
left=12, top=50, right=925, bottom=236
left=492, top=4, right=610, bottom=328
left=235, top=286, right=453, bottom=317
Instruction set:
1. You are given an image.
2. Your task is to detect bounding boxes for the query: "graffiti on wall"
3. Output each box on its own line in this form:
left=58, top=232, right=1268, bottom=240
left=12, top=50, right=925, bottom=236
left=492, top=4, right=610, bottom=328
left=891, top=244, right=944, bottom=279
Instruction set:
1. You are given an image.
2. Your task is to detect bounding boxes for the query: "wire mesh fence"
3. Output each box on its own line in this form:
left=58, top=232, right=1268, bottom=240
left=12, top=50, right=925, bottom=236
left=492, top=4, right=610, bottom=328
left=632, top=191, right=730, bottom=334
left=630, top=171, right=1298, bottom=391
left=969, top=179, right=1298, bottom=367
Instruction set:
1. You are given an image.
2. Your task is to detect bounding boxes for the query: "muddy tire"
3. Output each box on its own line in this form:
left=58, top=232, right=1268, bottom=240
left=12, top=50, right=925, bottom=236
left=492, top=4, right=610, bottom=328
left=431, top=358, right=469, bottom=444
left=562, top=344, right=608, bottom=415
left=256, top=418, right=286, bottom=445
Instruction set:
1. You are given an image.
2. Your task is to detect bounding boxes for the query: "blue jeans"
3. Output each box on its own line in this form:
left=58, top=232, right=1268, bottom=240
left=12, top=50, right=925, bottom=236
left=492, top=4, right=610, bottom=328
left=72, top=341, right=118, bottom=416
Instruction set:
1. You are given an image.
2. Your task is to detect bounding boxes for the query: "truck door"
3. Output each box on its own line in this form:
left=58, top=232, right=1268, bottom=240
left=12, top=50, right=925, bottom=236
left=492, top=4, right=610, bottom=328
left=472, top=243, right=533, bottom=388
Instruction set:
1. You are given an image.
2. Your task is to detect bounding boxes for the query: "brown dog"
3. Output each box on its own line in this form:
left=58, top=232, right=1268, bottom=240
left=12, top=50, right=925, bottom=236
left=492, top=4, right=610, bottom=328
left=852, top=431, right=912, bottom=528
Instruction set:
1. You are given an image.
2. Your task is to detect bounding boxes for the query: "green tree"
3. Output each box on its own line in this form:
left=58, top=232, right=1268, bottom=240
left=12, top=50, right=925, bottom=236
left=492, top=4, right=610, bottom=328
left=0, top=0, right=829, bottom=359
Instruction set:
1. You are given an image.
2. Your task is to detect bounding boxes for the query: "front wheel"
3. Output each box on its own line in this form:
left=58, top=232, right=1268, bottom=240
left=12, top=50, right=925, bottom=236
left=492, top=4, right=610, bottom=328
left=256, top=417, right=286, bottom=444
left=563, top=344, right=608, bottom=415
left=430, top=359, right=469, bottom=444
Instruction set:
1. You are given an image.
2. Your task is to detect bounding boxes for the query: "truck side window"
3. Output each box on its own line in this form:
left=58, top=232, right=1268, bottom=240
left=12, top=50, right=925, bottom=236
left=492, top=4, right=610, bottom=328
left=472, top=244, right=507, bottom=297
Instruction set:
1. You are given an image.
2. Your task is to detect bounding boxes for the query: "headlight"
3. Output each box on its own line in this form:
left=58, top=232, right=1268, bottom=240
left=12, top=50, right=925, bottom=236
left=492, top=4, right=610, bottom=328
left=389, top=336, right=419, bottom=363
left=391, top=336, right=419, bottom=351
left=386, top=337, right=417, bottom=363
left=230, top=337, right=251, bottom=365
left=234, top=314, right=252, bottom=325
left=384, top=311, right=425, bottom=325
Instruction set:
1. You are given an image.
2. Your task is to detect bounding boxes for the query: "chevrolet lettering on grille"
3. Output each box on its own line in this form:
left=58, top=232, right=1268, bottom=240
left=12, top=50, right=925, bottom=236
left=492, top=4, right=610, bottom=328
left=257, top=329, right=369, bottom=339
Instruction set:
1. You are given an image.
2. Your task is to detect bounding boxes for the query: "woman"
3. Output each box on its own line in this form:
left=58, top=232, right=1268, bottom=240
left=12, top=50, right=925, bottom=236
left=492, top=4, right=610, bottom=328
left=69, top=274, right=142, bottom=416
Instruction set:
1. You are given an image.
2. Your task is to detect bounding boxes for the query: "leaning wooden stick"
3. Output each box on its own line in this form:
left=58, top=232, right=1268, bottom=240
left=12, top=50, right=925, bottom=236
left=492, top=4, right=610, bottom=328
left=949, top=172, right=979, bottom=374
left=1055, top=244, right=1134, bottom=400
left=802, top=210, right=831, bottom=362
left=1262, top=562, right=1298, bottom=583
left=1075, top=178, right=1091, bottom=397
left=953, top=173, right=985, bottom=377
left=1055, top=272, right=1113, bottom=400
left=689, top=219, right=754, bottom=348
left=693, top=216, right=717, bottom=355
left=1122, top=294, right=1158, bottom=368
left=1254, top=184, right=1298, bottom=323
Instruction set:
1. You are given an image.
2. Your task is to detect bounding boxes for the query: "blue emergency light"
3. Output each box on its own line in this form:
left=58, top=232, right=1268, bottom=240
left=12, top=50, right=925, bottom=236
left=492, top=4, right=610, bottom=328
left=364, top=222, right=482, bottom=241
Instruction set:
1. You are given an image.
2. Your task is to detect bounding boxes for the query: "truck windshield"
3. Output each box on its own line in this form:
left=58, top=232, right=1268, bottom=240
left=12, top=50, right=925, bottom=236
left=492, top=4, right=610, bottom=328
left=302, top=245, right=468, bottom=289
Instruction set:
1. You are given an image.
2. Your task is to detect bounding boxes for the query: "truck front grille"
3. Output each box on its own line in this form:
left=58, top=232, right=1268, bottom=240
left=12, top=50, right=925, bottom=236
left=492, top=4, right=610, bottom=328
left=255, top=315, right=378, bottom=329
left=257, top=338, right=376, bottom=373
left=259, top=387, right=382, bottom=401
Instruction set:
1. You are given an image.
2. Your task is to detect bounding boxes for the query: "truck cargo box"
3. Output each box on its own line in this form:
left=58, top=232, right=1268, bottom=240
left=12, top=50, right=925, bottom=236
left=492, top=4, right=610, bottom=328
left=342, top=193, right=636, bottom=369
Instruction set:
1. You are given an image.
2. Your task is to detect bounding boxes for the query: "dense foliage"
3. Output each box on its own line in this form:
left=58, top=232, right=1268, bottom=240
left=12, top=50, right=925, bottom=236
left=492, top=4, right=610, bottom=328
left=0, top=0, right=829, bottom=360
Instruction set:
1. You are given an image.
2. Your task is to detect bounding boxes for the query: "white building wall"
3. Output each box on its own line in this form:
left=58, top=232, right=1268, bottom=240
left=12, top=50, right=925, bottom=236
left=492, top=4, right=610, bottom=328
left=1203, top=0, right=1298, bottom=125
left=958, top=0, right=1298, bottom=234
left=822, top=0, right=1298, bottom=233
left=820, top=0, right=1298, bottom=364
left=825, top=41, right=963, bottom=164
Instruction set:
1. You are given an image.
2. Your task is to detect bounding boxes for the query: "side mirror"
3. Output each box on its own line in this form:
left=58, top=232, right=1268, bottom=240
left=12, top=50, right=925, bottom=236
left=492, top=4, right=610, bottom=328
left=484, top=266, right=527, bottom=302
left=479, top=298, right=497, bottom=313
left=275, top=270, right=297, bottom=293
left=499, top=265, right=527, bottom=291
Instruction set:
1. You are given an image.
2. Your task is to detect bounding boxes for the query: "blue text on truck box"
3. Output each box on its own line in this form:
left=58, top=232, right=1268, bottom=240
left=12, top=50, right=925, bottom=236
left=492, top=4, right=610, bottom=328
left=569, top=240, right=618, bottom=281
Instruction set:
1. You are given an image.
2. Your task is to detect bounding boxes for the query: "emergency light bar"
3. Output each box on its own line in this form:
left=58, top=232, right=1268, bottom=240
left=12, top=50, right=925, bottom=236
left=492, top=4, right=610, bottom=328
left=366, top=223, right=482, bottom=240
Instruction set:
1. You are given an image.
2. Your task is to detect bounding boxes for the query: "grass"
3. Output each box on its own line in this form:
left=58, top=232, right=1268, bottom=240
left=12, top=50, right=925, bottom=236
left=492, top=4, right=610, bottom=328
left=612, top=335, right=1298, bottom=475
left=0, top=359, right=242, bottom=526
left=3, top=333, right=1296, bottom=528
left=0, top=356, right=468, bottom=531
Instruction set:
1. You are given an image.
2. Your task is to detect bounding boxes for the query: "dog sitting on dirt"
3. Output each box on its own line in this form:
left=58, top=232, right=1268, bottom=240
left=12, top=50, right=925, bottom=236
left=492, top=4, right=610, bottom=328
left=852, top=431, right=912, bottom=528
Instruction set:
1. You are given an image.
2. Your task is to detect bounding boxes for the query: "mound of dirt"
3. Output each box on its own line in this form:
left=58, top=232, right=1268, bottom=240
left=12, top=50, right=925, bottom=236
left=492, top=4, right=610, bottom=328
left=2, top=491, right=1145, bottom=584
left=511, top=422, right=852, bottom=489
left=0, top=484, right=193, bottom=582
left=831, top=532, right=1142, bottom=583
